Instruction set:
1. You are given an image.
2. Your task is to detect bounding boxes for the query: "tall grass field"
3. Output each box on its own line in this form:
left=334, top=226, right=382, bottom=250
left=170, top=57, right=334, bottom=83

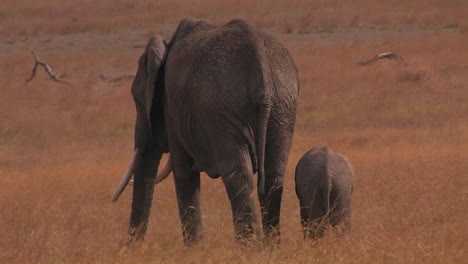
left=1, top=0, right=467, bottom=263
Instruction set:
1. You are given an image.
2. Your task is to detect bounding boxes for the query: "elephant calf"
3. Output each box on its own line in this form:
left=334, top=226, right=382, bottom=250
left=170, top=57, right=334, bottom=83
left=295, top=146, right=354, bottom=239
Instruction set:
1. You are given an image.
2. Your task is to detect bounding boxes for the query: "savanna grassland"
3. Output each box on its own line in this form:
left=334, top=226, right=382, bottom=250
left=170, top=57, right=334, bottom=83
left=1, top=0, right=467, bottom=263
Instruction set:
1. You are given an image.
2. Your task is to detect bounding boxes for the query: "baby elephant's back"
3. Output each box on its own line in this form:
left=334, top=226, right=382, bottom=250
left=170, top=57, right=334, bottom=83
left=295, top=146, right=329, bottom=187
left=295, top=146, right=354, bottom=239
left=295, top=146, right=353, bottom=187
left=327, top=149, right=354, bottom=189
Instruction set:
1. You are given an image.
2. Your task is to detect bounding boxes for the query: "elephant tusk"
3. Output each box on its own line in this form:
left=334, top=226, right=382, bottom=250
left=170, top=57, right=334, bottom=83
left=126, top=155, right=172, bottom=187
left=154, top=155, right=172, bottom=184
left=112, top=147, right=142, bottom=202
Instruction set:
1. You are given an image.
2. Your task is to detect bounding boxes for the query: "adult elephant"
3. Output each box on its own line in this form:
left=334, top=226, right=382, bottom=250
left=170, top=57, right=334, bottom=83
left=112, top=18, right=299, bottom=244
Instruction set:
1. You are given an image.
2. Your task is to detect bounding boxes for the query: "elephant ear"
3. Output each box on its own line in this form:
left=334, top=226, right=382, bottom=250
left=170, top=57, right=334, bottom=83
left=143, top=35, right=167, bottom=129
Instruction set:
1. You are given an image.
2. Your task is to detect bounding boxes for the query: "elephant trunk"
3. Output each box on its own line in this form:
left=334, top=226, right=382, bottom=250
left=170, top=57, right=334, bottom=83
left=128, top=146, right=162, bottom=241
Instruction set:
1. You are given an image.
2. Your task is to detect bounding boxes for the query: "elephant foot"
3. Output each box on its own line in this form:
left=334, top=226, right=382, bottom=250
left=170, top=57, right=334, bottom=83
left=331, top=221, right=351, bottom=240
left=118, top=234, right=145, bottom=254
left=182, top=226, right=204, bottom=246
left=183, top=236, right=203, bottom=246
left=118, top=241, right=142, bottom=255
left=303, top=221, right=327, bottom=240
left=127, top=224, right=148, bottom=242
left=263, top=227, right=281, bottom=246
left=232, top=219, right=259, bottom=247
left=118, top=244, right=131, bottom=256
left=234, top=234, right=256, bottom=248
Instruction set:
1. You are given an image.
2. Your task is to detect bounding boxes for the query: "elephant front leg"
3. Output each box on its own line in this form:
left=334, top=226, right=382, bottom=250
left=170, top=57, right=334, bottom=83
left=129, top=147, right=162, bottom=242
left=222, top=166, right=257, bottom=243
left=173, top=156, right=203, bottom=245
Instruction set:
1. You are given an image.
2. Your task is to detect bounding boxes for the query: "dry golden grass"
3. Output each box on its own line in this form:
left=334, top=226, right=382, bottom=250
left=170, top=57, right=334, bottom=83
left=1, top=1, right=467, bottom=263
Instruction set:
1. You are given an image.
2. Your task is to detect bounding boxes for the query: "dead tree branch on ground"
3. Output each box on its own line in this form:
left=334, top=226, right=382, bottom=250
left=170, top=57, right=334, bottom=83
left=26, top=50, right=69, bottom=84
left=99, top=74, right=135, bottom=83
left=357, top=52, right=406, bottom=66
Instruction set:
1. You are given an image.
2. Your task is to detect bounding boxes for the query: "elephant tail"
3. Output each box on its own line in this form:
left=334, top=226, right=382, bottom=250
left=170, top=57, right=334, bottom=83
left=323, top=146, right=332, bottom=220
left=257, top=103, right=271, bottom=197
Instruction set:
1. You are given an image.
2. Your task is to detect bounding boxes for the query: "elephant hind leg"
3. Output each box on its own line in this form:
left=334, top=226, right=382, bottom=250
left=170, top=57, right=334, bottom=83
left=302, top=190, right=328, bottom=240
left=329, top=189, right=352, bottom=235
left=259, top=129, right=294, bottom=243
left=259, top=164, right=284, bottom=243
left=260, top=182, right=283, bottom=242
left=221, top=157, right=257, bottom=243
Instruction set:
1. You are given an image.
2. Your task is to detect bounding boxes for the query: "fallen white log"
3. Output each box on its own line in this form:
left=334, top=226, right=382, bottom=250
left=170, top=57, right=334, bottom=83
left=26, top=50, right=69, bottom=84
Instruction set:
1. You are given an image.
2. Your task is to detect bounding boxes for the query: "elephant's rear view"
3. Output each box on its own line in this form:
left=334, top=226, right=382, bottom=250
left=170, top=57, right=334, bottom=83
left=112, top=18, right=299, bottom=245
left=295, top=146, right=354, bottom=239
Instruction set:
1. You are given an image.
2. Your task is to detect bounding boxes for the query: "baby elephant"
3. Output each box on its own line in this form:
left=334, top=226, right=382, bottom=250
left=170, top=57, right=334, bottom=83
left=295, top=146, right=354, bottom=239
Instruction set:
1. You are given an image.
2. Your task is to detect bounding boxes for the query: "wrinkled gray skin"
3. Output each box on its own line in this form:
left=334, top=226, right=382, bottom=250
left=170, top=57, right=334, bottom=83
left=128, top=18, right=298, bottom=244
left=295, top=146, right=354, bottom=239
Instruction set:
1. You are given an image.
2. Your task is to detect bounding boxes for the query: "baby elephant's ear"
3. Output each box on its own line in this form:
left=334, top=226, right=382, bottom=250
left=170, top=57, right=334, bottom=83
left=144, top=35, right=167, bottom=127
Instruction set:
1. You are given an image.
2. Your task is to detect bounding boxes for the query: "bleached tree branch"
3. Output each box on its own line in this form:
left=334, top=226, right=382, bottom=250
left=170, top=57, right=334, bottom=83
left=357, top=52, right=406, bottom=66
left=99, top=74, right=135, bottom=83
left=26, top=50, right=69, bottom=84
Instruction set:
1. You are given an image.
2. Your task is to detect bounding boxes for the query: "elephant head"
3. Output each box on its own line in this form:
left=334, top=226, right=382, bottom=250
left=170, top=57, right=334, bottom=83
left=112, top=19, right=219, bottom=202
left=111, top=20, right=218, bottom=242
left=112, top=36, right=172, bottom=203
